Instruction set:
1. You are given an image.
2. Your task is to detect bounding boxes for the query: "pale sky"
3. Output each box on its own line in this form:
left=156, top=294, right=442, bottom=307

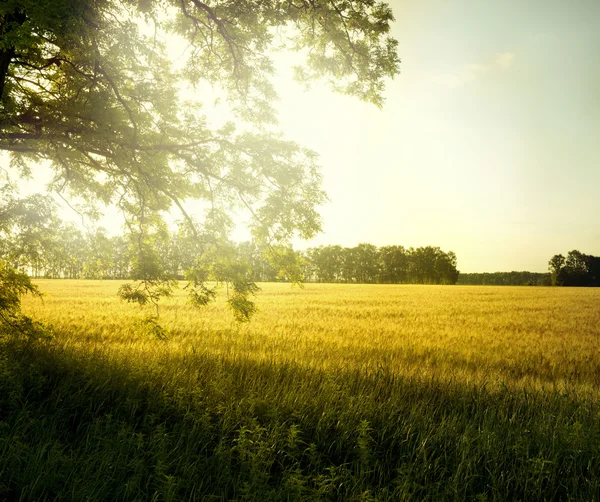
left=274, top=0, right=600, bottom=272
left=5, top=0, right=600, bottom=273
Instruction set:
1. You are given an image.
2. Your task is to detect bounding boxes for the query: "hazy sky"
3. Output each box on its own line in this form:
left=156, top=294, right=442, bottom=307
left=6, top=0, right=599, bottom=273
left=271, top=0, right=600, bottom=272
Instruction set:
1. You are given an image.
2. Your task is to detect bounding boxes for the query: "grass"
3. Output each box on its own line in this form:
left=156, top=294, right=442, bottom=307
left=1, top=281, right=600, bottom=500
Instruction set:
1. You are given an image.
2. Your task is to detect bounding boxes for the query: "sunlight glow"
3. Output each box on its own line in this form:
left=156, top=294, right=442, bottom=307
left=4, top=1, right=599, bottom=273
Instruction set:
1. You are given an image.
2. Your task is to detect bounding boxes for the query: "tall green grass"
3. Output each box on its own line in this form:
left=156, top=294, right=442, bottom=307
left=1, top=282, right=599, bottom=500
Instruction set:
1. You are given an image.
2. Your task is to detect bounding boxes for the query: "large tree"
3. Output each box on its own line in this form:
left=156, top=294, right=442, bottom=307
left=0, top=0, right=400, bottom=320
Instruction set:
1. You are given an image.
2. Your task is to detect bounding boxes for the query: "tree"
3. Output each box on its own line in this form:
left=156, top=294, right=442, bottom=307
left=44, top=223, right=86, bottom=278
left=236, top=241, right=279, bottom=282
left=0, top=183, right=60, bottom=275
left=307, top=245, right=345, bottom=282
left=548, top=250, right=600, bottom=287
left=301, top=243, right=459, bottom=285
left=586, top=255, right=600, bottom=287
left=435, top=250, right=459, bottom=285
left=458, top=271, right=551, bottom=286
left=408, top=246, right=440, bottom=284
left=564, top=250, right=588, bottom=286
left=379, top=245, right=408, bottom=283
left=353, top=243, right=380, bottom=283
left=0, top=259, right=50, bottom=340
left=81, top=228, right=116, bottom=279
left=0, top=0, right=400, bottom=320
left=549, top=254, right=566, bottom=285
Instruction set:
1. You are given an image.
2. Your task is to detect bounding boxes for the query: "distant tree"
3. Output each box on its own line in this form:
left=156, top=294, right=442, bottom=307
left=0, top=185, right=59, bottom=275
left=82, top=229, right=116, bottom=279
left=44, top=223, right=85, bottom=278
left=548, top=250, right=600, bottom=287
left=409, top=246, right=445, bottom=284
left=436, top=251, right=460, bottom=285
left=301, top=243, right=459, bottom=285
left=586, top=256, right=600, bottom=287
left=564, top=250, right=588, bottom=286
left=549, top=254, right=566, bottom=285
left=307, top=245, right=345, bottom=283
left=458, top=271, right=552, bottom=286
left=379, top=245, right=408, bottom=283
left=237, top=241, right=278, bottom=282
left=109, top=235, right=131, bottom=279
left=353, top=243, right=380, bottom=283
left=341, top=246, right=359, bottom=283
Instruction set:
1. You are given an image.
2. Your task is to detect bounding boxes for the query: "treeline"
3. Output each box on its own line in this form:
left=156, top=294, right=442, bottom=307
left=0, top=188, right=460, bottom=284
left=458, top=272, right=551, bottom=286
left=0, top=190, right=165, bottom=279
left=1, top=224, right=461, bottom=285
left=0, top=192, right=460, bottom=284
left=301, top=244, right=459, bottom=284
left=549, top=250, right=600, bottom=286
left=3, top=192, right=598, bottom=288
left=457, top=250, right=600, bottom=287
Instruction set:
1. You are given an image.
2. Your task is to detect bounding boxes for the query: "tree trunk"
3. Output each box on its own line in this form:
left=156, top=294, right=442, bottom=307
left=0, top=46, right=15, bottom=101
left=0, top=11, right=27, bottom=102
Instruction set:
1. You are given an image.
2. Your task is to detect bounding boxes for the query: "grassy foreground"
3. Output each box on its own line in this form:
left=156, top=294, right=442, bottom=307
left=2, top=281, right=600, bottom=500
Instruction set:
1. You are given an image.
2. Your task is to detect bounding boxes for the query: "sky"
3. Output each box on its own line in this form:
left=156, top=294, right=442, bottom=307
left=5, top=0, right=600, bottom=273
left=269, top=0, right=600, bottom=272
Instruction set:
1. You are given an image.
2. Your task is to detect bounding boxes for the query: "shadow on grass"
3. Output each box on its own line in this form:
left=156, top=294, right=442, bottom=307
left=0, top=337, right=599, bottom=501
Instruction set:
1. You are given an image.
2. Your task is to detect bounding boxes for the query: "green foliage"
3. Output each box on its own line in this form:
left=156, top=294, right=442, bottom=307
left=186, top=244, right=261, bottom=322
left=184, top=266, right=217, bottom=307
left=135, top=315, right=169, bottom=340
left=0, top=260, right=50, bottom=340
left=227, top=291, right=259, bottom=323
left=263, top=245, right=306, bottom=284
left=118, top=280, right=177, bottom=314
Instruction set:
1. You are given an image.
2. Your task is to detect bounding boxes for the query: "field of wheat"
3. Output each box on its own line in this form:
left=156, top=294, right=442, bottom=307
left=2, top=281, right=600, bottom=500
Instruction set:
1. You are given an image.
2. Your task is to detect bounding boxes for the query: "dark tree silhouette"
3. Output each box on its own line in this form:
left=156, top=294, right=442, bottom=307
left=549, top=250, right=600, bottom=287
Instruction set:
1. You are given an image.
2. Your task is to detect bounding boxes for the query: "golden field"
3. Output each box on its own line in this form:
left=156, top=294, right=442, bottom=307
left=22, top=280, right=600, bottom=394
left=5, top=280, right=600, bottom=500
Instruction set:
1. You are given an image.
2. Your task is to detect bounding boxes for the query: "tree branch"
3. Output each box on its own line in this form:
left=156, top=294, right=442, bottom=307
left=188, top=0, right=240, bottom=74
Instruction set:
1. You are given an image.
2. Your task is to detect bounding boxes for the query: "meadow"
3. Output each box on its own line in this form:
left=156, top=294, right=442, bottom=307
left=2, top=281, right=600, bottom=500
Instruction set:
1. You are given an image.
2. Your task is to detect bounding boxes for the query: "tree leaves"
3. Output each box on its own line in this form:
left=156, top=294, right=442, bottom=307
left=0, top=259, right=51, bottom=340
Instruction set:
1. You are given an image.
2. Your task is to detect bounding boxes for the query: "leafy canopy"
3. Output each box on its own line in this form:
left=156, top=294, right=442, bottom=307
left=0, top=0, right=400, bottom=320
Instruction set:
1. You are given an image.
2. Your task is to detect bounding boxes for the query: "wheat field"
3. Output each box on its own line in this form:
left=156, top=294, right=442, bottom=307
left=21, top=281, right=600, bottom=392
left=3, top=281, right=600, bottom=500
